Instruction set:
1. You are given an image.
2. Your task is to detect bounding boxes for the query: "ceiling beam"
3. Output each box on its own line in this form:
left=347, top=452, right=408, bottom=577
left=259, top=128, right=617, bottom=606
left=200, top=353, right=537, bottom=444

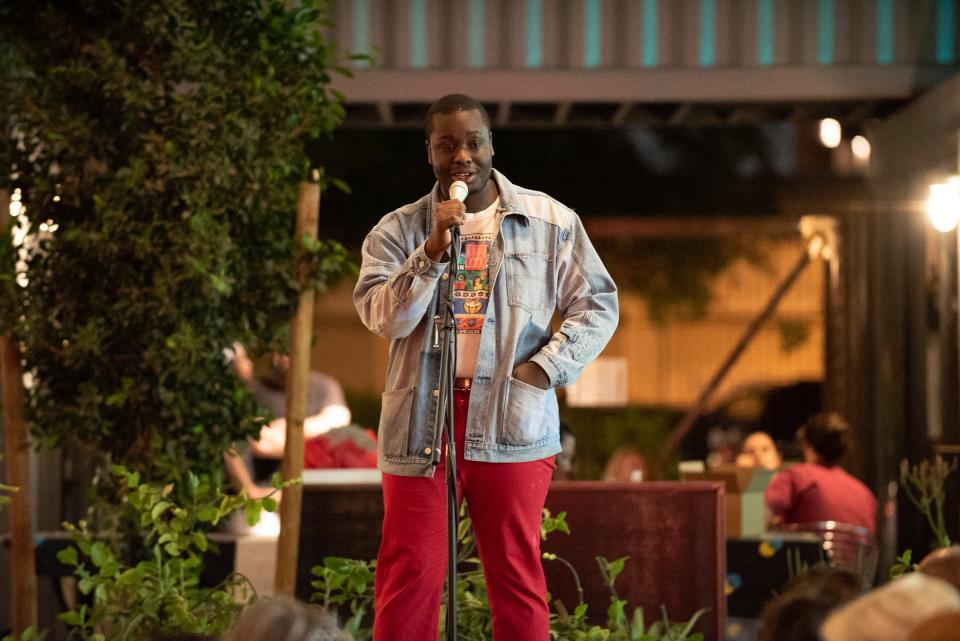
left=377, top=101, right=393, bottom=126
left=332, top=66, right=952, bottom=104
left=496, top=101, right=511, bottom=127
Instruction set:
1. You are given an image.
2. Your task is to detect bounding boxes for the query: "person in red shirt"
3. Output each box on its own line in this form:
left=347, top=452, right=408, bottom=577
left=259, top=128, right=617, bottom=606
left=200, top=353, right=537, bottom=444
left=765, top=412, right=878, bottom=534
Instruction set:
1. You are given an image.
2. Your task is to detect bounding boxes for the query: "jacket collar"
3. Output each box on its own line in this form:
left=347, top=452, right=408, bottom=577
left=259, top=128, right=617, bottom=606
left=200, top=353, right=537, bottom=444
left=426, top=169, right=528, bottom=235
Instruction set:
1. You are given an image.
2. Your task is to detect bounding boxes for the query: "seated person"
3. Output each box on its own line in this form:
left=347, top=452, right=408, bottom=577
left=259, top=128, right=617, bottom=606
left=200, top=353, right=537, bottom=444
left=765, top=412, right=877, bottom=534
left=553, top=422, right=578, bottom=480
left=737, top=431, right=782, bottom=470
left=706, top=425, right=743, bottom=469
left=226, top=346, right=375, bottom=496
left=602, top=446, right=648, bottom=482
left=234, top=347, right=353, bottom=459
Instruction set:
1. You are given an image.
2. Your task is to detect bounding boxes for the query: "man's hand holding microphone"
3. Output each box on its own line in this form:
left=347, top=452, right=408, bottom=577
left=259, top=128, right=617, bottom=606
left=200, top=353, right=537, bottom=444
left=424, top=181, right=468, bottom=262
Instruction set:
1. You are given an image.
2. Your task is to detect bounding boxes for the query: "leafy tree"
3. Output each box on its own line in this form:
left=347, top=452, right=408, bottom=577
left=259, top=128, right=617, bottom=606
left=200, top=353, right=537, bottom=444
left=0, top=0, right=352, bottom=490
left=1, top=2, right=356, bottom=636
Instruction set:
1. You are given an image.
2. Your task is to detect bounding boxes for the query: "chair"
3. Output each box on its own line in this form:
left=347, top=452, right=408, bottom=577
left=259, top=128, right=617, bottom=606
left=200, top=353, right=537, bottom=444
left=779, top=521, right=878, bottom=585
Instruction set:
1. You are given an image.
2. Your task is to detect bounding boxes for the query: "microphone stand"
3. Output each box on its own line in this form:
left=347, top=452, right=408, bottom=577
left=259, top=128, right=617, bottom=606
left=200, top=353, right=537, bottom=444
left=431, top=225, right=461, bottom=641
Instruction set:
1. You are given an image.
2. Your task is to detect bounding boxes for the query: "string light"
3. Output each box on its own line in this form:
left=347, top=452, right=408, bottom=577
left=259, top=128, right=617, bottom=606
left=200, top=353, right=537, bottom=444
left=9, top=187, right=23, bottom=217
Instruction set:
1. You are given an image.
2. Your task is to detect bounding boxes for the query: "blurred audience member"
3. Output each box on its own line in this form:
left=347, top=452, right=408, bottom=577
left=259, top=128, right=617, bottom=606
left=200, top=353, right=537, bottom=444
left=234, top=345, right=352, bottom=460
left=554, top=422, right=578, bottom=480
left=231, top=344, right=376, bottom=479
left=917, top=545, right=960, bottom=590
left=906, top=611, right=960, bottom=641
left=224, top=345, right=375, bottom=534
left=758, top=565, right=863, bottom=641
left=765, top=412, right=878, bottom=533
left=820, top=572, right=960, bottom=641
left=603, top=446, right=648, bottom=482
left=706, top=425, right=743, bottom=469
left=737, top=431, right=782, bottom=470
left=222, top=597, right=348, bottom=641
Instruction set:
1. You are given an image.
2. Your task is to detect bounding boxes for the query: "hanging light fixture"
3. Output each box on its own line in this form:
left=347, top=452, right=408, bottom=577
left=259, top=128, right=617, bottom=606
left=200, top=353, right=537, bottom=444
left=819, top=118, right=842, bottom=148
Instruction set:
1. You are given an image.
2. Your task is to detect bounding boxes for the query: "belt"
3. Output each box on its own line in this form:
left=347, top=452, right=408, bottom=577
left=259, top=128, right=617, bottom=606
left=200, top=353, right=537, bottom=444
left=454, top=377, right=473, bottom=390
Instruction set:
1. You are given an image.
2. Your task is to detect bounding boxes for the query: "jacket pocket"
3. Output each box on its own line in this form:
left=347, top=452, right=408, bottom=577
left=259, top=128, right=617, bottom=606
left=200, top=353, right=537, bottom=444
left=505, top=254, right=548, bottom=312
left=378, top=386, right=414, bottom=457
left=499, top=376, right=548, bottom=446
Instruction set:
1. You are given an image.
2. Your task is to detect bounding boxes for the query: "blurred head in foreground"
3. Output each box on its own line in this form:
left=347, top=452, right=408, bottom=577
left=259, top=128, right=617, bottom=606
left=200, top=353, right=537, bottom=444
left=917, top=545, right=960, bottom=591
left=819, top=572, right=960, bottom=641
left=222, top=598, right=348, bottom=641
left=906, top=610, right=960, bottom=641
left=758, top=565, right=863, bottom=641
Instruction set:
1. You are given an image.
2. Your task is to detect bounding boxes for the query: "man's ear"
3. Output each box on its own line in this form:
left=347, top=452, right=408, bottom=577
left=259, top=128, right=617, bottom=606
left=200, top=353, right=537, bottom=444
left=425, top=140, right=433, bottom=165
left=490, top=131, right=494, bottom=156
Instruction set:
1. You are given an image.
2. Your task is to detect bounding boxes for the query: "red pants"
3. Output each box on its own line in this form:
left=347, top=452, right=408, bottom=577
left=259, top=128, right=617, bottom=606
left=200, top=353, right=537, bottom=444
left=373, top=389, right=555, bottom=641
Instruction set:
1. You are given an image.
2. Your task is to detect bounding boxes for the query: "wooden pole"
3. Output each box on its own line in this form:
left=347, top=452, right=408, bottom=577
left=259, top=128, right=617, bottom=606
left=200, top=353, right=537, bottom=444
left=275, top=178, right=320, bottom=596
left=1, top=188, right=38, bottom=631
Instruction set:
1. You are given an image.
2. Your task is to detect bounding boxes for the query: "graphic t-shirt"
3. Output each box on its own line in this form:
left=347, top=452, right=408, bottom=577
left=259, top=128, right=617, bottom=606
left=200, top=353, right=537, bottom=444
left=455, top=198, right=499, bottom=378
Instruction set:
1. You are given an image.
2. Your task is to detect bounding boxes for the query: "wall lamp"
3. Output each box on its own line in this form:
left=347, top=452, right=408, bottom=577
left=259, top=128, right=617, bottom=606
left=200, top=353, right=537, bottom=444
left=928, top=178, right=960, bottom=233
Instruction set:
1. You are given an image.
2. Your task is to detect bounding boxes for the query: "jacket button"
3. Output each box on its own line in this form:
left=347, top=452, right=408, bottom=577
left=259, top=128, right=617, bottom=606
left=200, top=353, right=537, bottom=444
left=423, top=447, right=432, bottom=456
left=441, top=272, right=449, bottom=280
left=417, top=258, right=425, bottom=269
left=432, top=388, right=439, bottom=397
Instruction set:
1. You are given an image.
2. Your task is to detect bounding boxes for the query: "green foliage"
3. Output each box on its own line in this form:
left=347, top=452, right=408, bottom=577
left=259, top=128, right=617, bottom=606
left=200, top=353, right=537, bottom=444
left=0, top=0, right=354, bottom=490
left=900, top=455, right=958, bottom=549
left=0, top=626, right=48, bottom=641
left=548, top=554, right=707, bottom=641
left=312, top=508, right=707, bottom=641
left=311, top=557, right=376, bottom=641
left=56, top=464, right=297, bottom=640
left=776, top=318, right=811, bottom=353
left=889, top=456, right=958, bottom=578
left=889, top=549, right=916, bottom=580
left=593, top=236, right=768, bottom=324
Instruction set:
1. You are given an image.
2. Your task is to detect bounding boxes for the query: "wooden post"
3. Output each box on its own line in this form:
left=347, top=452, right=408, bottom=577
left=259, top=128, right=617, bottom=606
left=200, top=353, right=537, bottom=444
left=1, top=188, right=38, bottom=631
left=275, top=179, right=320, bottom=595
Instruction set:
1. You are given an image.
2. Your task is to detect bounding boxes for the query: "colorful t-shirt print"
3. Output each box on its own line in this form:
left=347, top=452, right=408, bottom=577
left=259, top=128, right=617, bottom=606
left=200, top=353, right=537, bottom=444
left=455, top=198, right=499, bottom=378
left=455, top=233, right=492, bottom=332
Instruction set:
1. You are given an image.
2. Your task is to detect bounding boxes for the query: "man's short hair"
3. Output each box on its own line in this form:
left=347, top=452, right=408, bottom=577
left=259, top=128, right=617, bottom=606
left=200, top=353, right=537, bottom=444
left=424, top=94, right=491, bottom=139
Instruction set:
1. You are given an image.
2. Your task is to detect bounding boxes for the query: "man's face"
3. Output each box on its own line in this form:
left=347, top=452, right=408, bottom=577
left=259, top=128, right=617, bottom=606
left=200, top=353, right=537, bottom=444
left=426, top=109, right=494, bottom=202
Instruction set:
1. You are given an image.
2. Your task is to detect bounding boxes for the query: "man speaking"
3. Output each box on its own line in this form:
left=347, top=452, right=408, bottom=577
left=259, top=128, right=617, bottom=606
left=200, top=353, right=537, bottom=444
left=354, top=93, right=618, bottom=641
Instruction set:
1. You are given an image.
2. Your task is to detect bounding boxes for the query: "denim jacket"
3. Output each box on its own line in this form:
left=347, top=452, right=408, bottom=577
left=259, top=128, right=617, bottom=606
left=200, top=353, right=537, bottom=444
left=354, top=170, right=619, bottom=477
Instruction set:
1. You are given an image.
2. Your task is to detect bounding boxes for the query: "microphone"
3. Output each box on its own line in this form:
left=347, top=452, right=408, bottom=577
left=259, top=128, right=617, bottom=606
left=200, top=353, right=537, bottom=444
left=448, top=181, right=468, bottom=244
left=449, top=180, right=468, bottom=203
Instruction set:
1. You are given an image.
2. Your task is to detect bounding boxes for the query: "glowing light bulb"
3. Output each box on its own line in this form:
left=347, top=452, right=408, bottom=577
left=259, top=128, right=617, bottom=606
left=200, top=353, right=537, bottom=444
left=928, top=182, right=960, bottom=232
left=819, top=118, right=842, bottom=148
left=851, top=135, right=871, bottom=160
